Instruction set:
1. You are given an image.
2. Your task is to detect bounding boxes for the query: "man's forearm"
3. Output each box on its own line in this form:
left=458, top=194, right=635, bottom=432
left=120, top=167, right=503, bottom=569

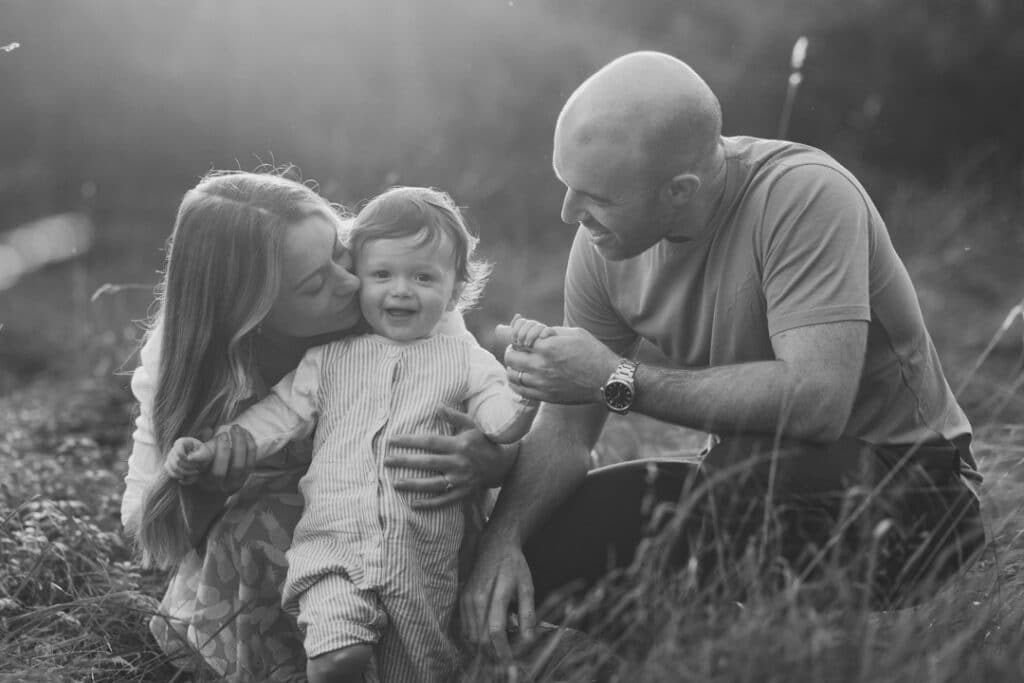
left=628, top=321, right=866, bottom=441
left=633, top=360, right=840, bottom=441
left=484, top=403, right=601, bottom=546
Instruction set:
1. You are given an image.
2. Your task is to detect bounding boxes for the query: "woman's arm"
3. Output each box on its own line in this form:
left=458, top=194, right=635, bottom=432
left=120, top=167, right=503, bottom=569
left=121, top=338, right=163, bottom=537
left=121, top=326, right=238, bottom=547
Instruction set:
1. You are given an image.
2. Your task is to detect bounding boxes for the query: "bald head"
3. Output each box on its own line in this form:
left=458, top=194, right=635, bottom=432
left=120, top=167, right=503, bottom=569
left=556, top=52, right=723, bottom=181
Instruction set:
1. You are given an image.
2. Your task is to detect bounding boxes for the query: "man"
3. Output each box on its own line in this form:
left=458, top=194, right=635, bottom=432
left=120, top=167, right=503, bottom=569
left=461, top=52, right=985, bottom=655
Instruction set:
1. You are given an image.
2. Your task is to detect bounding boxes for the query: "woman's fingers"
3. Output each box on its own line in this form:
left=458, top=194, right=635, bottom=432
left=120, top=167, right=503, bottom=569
left=392, top=475, right=459, bottom=493
left=389, top=432, right=458, bottom=453
left=209, top=432, right=232, bottom=480
left=229, top=425, right=252, bottom=470
left=386, top=452, right=463, bottom=472
left=392, top=474, right=471, bottom=508
left=411, top=489, right=467, bottom=509
left=241, top=426, right=257, bottom=463
left=436, top=404, right=477, bottom=432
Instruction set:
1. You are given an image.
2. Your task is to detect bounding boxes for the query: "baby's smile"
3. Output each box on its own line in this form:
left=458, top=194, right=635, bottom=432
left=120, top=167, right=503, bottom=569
left=356, top=234, right=459, bottom=342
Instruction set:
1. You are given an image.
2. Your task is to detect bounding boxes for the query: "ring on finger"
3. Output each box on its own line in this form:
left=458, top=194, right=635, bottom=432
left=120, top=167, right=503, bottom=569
left=516, top=369, right=525, bottom=384
left=443, top=474, right=454, bottom=492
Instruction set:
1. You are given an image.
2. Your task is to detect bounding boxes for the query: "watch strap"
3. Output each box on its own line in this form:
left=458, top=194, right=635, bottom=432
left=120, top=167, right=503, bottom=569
left=608, top=359, right=638, bottom=384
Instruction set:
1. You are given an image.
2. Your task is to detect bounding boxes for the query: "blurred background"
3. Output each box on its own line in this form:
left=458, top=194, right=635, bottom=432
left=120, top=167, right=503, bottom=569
left=1, top=0, right=1022, bottom=438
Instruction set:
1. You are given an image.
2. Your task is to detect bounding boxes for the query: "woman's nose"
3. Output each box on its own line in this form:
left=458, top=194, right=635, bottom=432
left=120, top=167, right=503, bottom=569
left=331, top=264, right=360, bottom=295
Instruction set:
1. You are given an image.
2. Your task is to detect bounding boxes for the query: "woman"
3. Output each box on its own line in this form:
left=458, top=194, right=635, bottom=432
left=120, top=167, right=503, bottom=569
left=121, top=170, right=513, bottom=681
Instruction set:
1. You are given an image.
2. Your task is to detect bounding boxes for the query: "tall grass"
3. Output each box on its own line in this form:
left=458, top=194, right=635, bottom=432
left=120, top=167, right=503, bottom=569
left=1, top=256, right=1022, bottom=682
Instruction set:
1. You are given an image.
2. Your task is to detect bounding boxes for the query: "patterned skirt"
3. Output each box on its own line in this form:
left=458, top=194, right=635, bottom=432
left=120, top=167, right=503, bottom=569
left=149, top=456, right=309, bottom=682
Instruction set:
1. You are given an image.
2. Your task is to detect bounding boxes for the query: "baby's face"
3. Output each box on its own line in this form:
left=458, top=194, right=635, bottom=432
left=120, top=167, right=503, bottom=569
left=356, top=234, right=459, bottom=342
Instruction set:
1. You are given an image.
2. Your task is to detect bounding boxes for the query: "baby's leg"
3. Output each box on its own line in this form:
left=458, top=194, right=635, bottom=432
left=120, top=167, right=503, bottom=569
left=297, top=573, right=387, bottom=683
left=377, top=530, right=462, bottom=681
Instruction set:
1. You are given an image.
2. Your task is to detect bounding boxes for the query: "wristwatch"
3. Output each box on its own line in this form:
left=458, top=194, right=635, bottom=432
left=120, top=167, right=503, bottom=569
left=602, top=359, right=639, bottom=414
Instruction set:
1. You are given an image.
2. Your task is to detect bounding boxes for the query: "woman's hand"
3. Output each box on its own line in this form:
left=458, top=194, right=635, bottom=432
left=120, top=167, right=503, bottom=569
left=387, top=406, right=517, bottom=509
left=191, top=425, right=258, bottom=495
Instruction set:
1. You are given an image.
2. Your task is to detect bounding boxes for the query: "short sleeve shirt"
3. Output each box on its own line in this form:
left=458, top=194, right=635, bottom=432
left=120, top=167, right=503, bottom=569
left=564, top=136, right=971, bottom=448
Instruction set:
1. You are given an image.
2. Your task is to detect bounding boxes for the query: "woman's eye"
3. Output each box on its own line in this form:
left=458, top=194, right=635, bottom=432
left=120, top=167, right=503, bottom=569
left=303, top=280, right=326, bottom=296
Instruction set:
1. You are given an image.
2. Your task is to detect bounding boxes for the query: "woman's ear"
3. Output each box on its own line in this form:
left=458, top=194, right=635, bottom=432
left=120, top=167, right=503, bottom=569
left=447, top=282, right=465, bottom=311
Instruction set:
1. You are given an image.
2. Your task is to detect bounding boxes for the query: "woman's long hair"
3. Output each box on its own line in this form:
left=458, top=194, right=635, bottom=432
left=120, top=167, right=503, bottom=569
left=134, top=170, right=340, bottom=568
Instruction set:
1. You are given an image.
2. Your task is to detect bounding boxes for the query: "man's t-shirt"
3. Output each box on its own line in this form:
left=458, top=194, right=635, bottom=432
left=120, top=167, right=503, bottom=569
left=564, top=136, right=975, bottom=472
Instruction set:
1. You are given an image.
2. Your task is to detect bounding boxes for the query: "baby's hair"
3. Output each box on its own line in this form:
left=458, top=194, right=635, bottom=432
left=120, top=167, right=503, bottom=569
left=350, top=186, right=491, bottom=311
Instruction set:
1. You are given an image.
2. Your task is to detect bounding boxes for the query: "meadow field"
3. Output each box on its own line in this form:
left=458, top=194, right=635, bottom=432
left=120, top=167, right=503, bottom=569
left=2, top=0, right=1023, bottom=680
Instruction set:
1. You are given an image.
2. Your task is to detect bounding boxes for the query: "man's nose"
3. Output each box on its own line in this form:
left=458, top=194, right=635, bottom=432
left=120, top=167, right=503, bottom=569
left=560, top=188, right=587, bottom=225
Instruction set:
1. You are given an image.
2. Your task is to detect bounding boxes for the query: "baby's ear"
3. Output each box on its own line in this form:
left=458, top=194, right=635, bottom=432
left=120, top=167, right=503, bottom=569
left=447, top=282, right=465, bottom=311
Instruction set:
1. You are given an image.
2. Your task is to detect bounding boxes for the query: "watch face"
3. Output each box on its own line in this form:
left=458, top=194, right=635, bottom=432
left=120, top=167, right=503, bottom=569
left=604, top=381, right=634, bottom=411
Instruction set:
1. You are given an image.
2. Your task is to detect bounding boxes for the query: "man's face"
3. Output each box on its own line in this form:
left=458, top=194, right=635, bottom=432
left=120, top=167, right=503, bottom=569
left=553, top=130, right=675, bottom=261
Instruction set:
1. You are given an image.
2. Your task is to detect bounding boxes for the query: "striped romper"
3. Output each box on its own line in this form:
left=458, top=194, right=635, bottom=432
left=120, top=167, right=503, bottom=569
left=226, top=333, right=537, bottom=682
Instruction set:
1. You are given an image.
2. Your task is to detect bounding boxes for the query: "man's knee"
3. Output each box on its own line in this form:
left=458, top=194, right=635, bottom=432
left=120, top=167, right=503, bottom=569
left=306, top=643, right=373, bottom=683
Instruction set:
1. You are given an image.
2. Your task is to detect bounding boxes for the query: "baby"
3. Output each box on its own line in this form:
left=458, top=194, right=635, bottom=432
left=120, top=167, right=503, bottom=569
left=164, top=186, right=536, bottom=682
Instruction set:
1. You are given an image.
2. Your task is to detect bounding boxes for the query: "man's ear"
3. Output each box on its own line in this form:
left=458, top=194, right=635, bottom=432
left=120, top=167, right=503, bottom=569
left=664, top=173, right=701, bottom=206
left=447, top=282, right=465, bottom=311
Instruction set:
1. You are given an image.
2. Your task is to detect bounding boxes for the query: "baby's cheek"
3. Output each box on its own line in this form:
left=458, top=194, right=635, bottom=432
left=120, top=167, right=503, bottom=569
left=357, top=287, right=375, bottom=310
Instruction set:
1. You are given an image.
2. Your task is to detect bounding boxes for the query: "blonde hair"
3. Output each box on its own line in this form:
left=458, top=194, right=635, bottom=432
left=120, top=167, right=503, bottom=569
left=135, top=169, right=343, bottom=568
left=350, top=186, right=491, bottom=311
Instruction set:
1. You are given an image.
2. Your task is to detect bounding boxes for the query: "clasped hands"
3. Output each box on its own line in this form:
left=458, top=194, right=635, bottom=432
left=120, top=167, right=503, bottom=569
left=501, top=314, right=620, bottom=404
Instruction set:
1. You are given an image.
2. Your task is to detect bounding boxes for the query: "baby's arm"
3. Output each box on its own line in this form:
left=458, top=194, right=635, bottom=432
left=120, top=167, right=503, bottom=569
left=224, top=345, right=326, bottom=461
left=463, top=339, right=539, bottom=445
left=509, top=314, right=556, bottom=349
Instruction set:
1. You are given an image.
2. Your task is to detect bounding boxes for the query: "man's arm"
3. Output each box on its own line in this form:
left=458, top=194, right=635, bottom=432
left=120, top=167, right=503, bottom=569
left=460, top=400, right=607, bottom=656
left=507, top=319, right=868, bottom=442
left=633, top=320, right=867, bottom=441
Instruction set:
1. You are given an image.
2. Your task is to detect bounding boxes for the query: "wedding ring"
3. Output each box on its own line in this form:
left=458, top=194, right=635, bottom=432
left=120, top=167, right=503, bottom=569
left=443, top=474, right=454, bottom=492
left=515, top=369, right=524, bottom=384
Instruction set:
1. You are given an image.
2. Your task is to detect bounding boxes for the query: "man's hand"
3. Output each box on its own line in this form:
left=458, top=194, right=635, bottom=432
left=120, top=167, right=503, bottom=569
left=460, top=535, right=537, bottom=660
left=499, top=323, right=621, bottom=404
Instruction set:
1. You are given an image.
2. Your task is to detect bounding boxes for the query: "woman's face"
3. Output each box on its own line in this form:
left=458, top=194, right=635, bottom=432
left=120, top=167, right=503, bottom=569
left=262, top=213, right=362, bottom=339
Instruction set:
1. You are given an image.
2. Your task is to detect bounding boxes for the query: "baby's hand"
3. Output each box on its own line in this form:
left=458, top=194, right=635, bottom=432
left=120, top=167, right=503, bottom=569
left=509, top=314, right=554, bottom=349
left=163, top=436, right=216, bottom=485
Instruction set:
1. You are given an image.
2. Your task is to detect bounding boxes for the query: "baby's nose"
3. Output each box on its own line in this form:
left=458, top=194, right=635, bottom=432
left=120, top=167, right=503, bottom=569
left=389, top=278, right=413, bottom=296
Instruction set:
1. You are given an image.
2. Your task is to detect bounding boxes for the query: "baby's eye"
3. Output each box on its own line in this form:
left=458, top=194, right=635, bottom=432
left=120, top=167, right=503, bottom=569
left=371, top=270, right=390, bottom=279
left=414, top=273, right=434, bottom=283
